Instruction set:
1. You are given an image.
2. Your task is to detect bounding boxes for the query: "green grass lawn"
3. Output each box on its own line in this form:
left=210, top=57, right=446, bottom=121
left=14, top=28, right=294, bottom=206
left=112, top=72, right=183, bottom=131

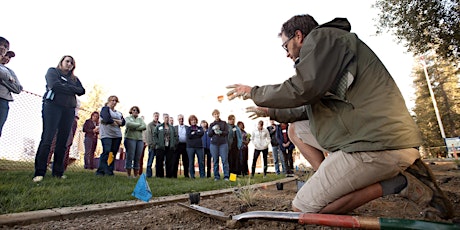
left=0, top=161, right=282, bottom=215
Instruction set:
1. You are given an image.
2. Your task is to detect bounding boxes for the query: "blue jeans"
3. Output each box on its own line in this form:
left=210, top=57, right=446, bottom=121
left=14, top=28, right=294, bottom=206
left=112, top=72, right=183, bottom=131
left=272, top=146, right=286, bottom=174
left=124, top=138, right=144, bottom=170
left=34, top=102, right=75, bottom=177
left=96, top=137, right=122, bottom=176
left=187, top=147, right=205, bottom=178
left=146, top=147, right=155, bottom=177
left=210, top=143, right=229, bottom=180
left=0, top=98, right=9, bottom=137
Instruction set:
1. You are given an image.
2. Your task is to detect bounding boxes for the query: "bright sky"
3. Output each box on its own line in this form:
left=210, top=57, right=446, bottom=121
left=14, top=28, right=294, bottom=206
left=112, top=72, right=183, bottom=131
left=3, top=0, right=416, bottom=127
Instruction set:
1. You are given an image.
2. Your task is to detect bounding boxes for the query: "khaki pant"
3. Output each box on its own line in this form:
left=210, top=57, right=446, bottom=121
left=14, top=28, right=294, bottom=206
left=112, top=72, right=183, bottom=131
left=291, top=120, right=420, bottom=213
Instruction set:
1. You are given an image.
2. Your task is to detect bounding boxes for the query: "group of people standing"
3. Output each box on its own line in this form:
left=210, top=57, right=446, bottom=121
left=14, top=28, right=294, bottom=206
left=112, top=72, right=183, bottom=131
left=24, top=53, right=145, bottom=181
left=141, top=108, right=296, bottom=181
left=192, top=109, right=253, bottom=181
left=82, top=95, right=147, bottom=179
left=81, top=95, right=148, bottom=179
left=145, top=110, right=248, bottom=180
left=92, top=95, right=148, bottom=178
left=1, top=39, right=295, bottom=183
left=247, top=119, right=296, bottom=178
left=268, top=120, right=295, bottom=176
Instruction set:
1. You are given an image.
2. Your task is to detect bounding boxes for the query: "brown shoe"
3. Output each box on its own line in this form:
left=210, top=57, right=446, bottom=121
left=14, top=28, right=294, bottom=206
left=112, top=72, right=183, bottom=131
left=405, top=159, right=454, bottom=219
left=399, top=172, right=432, bottom=206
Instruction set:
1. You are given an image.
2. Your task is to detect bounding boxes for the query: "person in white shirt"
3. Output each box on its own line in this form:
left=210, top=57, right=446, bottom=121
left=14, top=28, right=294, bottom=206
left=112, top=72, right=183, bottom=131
left=250, top=120, right=271, bottom=177
left=174, top=114, right=189, bottom=178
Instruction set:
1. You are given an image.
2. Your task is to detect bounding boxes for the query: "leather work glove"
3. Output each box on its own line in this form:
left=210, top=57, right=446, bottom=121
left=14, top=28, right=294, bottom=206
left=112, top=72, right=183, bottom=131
left=246, top=106, right=269, bottom=120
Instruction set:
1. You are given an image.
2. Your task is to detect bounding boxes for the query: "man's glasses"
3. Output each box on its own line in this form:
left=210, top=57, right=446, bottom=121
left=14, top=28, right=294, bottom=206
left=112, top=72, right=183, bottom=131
left=282, top=35, right=294, bottom=52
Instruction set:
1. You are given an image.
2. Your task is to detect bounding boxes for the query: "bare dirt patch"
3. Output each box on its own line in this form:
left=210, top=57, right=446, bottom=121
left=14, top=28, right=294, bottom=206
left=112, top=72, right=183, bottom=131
left=6, top=161, right=460, bottom=229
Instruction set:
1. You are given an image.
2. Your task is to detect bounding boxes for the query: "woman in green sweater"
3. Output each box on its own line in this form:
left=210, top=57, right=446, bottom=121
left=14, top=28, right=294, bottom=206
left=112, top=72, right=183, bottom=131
left=124, top=106, right=146, bottom=178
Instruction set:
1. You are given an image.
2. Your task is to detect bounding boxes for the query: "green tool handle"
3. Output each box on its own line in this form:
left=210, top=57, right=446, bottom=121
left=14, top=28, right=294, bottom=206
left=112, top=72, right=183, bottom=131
left=298, top=213, right=459, bottom=230
left=380, top=218, right=460, bottom=230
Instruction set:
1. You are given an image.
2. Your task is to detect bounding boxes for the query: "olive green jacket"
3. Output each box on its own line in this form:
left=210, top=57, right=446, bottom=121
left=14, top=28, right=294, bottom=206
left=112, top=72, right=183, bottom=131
left=252, top=18, right=422, bottom=153
left=153, top=122, right=178, bottom=151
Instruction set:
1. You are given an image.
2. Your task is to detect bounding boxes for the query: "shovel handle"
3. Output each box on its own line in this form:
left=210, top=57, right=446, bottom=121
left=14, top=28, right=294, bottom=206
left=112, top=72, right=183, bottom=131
left=298, top=213, right=380, bottom=229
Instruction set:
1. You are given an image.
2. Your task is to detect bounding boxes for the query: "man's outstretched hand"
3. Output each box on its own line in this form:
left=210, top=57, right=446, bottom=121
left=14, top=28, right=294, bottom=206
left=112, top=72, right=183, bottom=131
left=226, top=84, right=252, bottom=100
left=246, top=106, right=269, bottom=119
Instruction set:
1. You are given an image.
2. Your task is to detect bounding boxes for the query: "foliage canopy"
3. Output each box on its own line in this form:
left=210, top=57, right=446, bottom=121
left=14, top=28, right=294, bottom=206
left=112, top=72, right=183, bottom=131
left=373, top=0, right=459, bottom=63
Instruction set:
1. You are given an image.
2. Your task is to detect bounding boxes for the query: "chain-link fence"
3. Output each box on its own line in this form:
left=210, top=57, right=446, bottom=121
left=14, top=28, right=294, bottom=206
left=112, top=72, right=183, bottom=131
left=0, top=90, right=106, bottom=171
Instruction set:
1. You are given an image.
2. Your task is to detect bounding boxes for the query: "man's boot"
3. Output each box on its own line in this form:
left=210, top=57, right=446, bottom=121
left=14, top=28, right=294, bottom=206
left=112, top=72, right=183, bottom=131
left=404, top=159, right=453, bottom=219
left=399, top=172, right=432, bottom=206
left=127, top=169, right=132, bottom=178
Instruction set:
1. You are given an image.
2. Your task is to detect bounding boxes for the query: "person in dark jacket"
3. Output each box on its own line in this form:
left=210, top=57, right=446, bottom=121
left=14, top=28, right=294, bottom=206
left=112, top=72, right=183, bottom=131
left=268, top=120, right=285, bottom=175
left=201, top=120, right=212, bottom=177
left=237, top=121, right=250, bottom=176
left=226, top=14, right=452, bottom=219
left=208, top=109, right=229, bottom=181
left=227, top=114, right=242, bottom=175
left=145, top=112, right=161, bottom=177
left=83, top=111, right=99, bottom=170
left=33, top=55, right=85, bottom=182
left=276, top=123, right=295, bottom=175
left=186, top=115, right=205, bottom=178
left=153, top=113, right=177, bottom=178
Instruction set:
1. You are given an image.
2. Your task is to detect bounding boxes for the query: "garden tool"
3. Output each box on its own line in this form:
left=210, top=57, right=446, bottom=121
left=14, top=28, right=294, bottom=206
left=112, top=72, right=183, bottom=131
left=178, top=203, right=459, bottom=230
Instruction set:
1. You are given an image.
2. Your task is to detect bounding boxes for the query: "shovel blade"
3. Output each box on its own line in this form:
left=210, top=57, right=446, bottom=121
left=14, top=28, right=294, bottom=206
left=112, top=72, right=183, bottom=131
left=232, top=211, right=301, bottom=221
left=178, top=203, right=230, bottom=221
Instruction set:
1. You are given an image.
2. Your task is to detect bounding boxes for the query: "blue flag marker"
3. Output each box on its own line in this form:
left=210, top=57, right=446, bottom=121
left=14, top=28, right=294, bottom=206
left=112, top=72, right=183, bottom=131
left=132, top=174, right=152, bottom=202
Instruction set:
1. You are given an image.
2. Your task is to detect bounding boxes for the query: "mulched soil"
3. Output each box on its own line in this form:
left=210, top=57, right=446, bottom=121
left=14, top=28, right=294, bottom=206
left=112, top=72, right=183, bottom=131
left=4, top=161, right=460, bottom=230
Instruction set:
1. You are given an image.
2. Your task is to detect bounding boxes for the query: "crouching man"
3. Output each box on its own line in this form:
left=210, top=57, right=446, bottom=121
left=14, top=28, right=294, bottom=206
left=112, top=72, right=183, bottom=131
left=226, top=14, right=453, bottom=219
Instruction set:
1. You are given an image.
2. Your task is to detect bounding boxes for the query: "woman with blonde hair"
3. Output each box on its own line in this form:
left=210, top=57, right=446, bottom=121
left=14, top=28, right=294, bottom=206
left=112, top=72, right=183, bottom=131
left=208, top=109, right=230, bottom=181
left=95, top=95, right=125, bottom=176
left=33, top=55, right=85, bottom=182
